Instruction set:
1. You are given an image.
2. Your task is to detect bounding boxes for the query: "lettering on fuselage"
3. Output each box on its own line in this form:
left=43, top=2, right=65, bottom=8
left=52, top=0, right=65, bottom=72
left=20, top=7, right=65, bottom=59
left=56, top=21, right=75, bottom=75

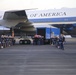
left=29, top=12, right=66, bottom=18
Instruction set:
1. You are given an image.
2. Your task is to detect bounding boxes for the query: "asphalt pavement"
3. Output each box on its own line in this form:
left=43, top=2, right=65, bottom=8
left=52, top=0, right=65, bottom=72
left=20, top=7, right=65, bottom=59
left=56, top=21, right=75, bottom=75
left=0, top=42, right=76, bottom=75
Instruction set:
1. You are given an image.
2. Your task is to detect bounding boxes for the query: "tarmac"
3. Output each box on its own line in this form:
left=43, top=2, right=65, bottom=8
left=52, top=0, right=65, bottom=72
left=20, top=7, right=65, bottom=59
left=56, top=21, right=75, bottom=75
left=0, top=38, right=76, bottom=75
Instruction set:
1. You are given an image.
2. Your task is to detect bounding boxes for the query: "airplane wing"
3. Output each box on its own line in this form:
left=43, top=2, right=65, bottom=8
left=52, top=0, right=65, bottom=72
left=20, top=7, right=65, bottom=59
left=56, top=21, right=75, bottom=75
left=15, top=22, right=36, bottom=32
left=0, top=10, right=29, bottom=27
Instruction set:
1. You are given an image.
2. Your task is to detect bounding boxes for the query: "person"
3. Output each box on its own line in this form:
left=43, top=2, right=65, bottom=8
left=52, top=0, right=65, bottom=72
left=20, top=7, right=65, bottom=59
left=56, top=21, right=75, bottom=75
left=55, top=35, right=60, bottom=48
left=0, top=35, right=2, bottom=48
left=58, top=34, right=65, bottom=50
left=50, top=32, right=55, bottom=45
left=62, top=34, right=65, bottom=44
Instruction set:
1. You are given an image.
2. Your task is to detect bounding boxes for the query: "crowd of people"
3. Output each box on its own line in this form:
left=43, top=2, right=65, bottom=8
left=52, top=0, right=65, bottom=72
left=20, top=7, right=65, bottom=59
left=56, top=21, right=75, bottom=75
left=0, top=35, right=15, bottom=49
left=0, top=33, right=65, bottom=50
left=33, top=34, right=44, bottom=45
left=32, top=33, right=66, bottom=50
left=50, top=33, right=65, bottom=50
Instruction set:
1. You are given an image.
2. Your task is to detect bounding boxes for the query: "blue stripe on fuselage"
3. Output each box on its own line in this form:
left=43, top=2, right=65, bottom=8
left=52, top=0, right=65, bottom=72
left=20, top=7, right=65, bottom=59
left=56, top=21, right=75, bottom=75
left=28, top=17, right=76, bottom=23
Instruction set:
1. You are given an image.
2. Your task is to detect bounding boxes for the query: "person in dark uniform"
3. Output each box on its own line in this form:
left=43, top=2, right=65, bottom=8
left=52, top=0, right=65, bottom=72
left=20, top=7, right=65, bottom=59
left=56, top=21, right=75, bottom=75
left=59, top=34, right=65, bottom=50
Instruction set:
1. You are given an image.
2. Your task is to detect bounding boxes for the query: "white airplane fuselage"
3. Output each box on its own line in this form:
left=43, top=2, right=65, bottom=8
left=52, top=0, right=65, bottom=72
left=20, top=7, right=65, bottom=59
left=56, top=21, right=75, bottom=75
left=0, top=8, right=76, bottom=29
left=26, top=8, right=76, bottom=25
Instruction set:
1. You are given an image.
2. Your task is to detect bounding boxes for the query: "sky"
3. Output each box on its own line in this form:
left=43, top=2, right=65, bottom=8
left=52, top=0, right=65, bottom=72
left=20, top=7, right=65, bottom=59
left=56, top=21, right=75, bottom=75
left=0, top=0, right=76, bottom=11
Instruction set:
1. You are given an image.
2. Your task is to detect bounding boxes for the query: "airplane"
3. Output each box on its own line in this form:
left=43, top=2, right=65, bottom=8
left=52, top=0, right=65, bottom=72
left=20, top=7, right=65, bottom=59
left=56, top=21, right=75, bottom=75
left=25, top=8, right=76, bottom=35
left=0, top=8, right=76, bottom=35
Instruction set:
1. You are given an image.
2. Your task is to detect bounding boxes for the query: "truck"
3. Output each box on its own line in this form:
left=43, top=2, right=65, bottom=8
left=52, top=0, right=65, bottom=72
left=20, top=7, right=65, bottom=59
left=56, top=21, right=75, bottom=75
left=36, top=27, right=60, bottom=44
